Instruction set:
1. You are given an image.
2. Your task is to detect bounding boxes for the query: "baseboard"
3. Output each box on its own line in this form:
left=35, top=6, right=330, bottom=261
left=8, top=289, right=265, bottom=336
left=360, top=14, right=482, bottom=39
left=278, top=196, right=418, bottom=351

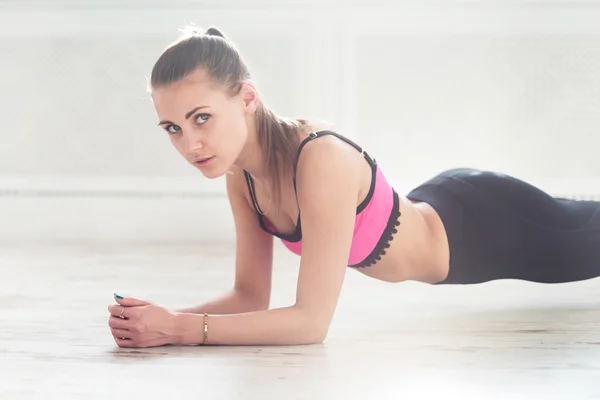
left=0, top=176, right=234, bottom=245
left=1, top=175, right=599, bottom=245
left=0, top=194, right=235, bottom=245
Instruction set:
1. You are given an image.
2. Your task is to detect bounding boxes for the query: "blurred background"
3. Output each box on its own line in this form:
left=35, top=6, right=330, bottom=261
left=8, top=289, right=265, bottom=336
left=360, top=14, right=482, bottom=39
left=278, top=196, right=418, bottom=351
left=1, top=0, right=599, bottom=246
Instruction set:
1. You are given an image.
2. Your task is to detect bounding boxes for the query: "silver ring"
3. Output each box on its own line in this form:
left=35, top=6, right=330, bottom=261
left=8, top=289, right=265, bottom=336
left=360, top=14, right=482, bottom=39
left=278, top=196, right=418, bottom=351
left=119, top=307, right=126, bottom=319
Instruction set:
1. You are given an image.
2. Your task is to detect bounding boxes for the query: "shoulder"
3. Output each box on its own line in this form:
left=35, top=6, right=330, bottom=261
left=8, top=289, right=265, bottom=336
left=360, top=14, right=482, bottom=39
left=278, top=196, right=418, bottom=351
left=296, top=131, right=365, bottom=177
left=294, top=132, right=364, bottom=209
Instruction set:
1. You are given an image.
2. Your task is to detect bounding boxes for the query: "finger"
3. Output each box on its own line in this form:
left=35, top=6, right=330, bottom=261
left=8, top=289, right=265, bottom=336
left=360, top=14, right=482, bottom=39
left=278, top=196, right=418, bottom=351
left=108, top=305, right=131, bottom=319
left=114, top=337, right=165, bottom=349
left=114, top=293, right=151, bottom=307
left=114, top=336, right=137, bottom=348
left=111, top=328, right=135, bottom=340
left=108, top=315, right=133, bottom=330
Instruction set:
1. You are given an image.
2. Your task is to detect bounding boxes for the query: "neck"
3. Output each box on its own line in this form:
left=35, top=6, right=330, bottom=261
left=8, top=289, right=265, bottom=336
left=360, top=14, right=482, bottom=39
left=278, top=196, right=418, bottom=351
left=233, top=111, right=270, bottom=184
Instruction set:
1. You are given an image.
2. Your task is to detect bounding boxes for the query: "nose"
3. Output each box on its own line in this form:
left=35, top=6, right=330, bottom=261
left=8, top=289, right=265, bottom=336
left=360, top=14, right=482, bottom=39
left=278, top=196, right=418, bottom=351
left=182, top=130, right=204, bottom=158
left=189, top=147, right=204, bottom=161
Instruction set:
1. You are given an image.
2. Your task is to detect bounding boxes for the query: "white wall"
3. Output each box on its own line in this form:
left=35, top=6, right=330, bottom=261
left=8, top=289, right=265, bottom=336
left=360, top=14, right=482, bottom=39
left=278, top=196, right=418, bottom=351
left=1, top=1, right=600, bottom=244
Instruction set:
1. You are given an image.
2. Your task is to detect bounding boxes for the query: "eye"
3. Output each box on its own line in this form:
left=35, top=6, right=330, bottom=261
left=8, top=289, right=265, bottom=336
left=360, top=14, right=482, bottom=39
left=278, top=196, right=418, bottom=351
left=195, top=113, right=210, bottom=124
left=164, top=125, right=180, bottom=134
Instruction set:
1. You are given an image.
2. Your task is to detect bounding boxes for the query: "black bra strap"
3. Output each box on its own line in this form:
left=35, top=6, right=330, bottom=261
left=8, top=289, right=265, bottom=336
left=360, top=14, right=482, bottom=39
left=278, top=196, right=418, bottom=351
left=293, top=130, right=376, bottom=193
left=243, top=170, right=266, bottom=215
left=244, top=130, right=375, bottom=216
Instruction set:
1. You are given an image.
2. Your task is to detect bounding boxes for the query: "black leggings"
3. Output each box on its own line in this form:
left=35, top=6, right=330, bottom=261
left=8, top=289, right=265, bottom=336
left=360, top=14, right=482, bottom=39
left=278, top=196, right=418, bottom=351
left=406, top=168, right=600, bottom=285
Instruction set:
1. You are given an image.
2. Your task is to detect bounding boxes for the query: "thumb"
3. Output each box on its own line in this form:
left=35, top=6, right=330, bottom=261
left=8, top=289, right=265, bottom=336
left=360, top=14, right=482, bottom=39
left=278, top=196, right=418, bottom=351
left=114, top=293, right=151, bottom=307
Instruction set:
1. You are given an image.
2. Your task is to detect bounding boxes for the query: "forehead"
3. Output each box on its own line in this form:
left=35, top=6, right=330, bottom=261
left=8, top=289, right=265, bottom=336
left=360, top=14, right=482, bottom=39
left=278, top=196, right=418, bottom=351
left=151, top=70, right=225, bottom=118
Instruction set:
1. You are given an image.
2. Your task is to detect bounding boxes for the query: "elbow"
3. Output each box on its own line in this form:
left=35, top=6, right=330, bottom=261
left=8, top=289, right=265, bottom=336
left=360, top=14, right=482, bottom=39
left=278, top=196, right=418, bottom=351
left=308, top=330, right=328, bottom=344
left=299, top=327, right=328, bottom=345
left=298, top=324, right=328, bottom=344
left=294, top=307, right=330, bottom=344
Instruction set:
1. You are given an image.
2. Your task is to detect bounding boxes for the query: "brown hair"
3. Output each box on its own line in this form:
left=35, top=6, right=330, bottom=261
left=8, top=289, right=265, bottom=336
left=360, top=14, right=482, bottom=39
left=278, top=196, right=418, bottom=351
left=149, top=26, right=306, bottom=206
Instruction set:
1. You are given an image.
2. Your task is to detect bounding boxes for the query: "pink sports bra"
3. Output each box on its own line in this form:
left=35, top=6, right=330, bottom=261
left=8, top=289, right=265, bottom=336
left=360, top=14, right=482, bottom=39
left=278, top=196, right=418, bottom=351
left=243, top=130, right=401, bottom=268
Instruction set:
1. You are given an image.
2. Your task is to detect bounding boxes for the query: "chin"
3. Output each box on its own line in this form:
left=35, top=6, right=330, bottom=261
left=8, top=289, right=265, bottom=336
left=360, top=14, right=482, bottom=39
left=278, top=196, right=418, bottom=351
left=201, top=170, right=228, bottom=179
left=195, top=162, right=230, bottom=180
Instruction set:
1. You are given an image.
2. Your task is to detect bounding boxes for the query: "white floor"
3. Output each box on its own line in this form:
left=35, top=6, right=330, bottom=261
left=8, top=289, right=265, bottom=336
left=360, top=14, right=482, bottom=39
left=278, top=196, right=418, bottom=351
left=1, top=242, right=599, bottom=400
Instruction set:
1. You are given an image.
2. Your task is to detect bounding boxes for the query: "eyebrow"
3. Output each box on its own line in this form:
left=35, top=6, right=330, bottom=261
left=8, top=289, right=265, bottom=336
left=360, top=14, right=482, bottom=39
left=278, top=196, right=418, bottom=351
left=157, top=105, right=210, bottom=126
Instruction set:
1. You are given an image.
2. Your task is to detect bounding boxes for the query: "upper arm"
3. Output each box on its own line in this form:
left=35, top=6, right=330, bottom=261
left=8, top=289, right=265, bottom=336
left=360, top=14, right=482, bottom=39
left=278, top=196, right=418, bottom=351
left=226, top=167, right=274, bottom=308
left=293, top=136, right=363, bottom=333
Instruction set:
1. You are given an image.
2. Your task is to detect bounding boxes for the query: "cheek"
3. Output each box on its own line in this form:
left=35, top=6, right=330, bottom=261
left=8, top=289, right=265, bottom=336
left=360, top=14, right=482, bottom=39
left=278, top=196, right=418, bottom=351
left=217, top=117, right=247, bottom=147
left=228, top=128, right=248, bottom=155
left=233, top=114, right=250, bottom=139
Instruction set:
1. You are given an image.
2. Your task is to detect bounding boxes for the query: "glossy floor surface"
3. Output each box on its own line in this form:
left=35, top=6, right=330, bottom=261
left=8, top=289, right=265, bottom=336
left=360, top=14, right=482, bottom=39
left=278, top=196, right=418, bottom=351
left=1, top=243, right=599, bottom=399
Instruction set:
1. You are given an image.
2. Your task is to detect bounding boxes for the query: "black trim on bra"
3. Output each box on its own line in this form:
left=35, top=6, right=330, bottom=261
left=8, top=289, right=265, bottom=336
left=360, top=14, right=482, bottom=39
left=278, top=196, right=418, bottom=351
left=348, top=189, right=402, bottom=268
left=243, top=169, right=303, bottom=242
left=357, top=158, right=377, bottom=214
left=243, top=129, right=379, bottom=244
left=293, top=130, right=377, bottom=195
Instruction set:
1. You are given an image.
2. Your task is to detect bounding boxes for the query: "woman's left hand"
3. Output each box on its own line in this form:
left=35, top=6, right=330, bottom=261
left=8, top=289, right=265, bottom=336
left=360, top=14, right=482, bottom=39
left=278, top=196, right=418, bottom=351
left=108, top=294, right=179, bottom=348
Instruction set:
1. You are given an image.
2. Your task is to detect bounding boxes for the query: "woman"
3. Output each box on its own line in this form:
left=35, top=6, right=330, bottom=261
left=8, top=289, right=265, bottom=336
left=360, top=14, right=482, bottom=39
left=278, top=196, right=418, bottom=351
left=107, top=27, right=600, bottom=348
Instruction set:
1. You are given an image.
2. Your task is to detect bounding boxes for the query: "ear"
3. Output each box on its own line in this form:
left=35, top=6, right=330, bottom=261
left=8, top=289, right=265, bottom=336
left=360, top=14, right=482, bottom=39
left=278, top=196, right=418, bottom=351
left=239, top=80, right=259, bottom=114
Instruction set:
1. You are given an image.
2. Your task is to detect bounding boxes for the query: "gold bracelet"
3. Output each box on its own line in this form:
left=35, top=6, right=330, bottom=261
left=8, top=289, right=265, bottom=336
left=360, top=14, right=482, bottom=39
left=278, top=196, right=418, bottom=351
left=201, top=313, right=208, bottom=345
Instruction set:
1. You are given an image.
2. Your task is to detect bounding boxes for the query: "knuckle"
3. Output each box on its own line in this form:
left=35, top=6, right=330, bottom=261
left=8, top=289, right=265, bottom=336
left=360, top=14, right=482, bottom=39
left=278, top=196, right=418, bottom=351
left=109, top=317, right=122, bottom=328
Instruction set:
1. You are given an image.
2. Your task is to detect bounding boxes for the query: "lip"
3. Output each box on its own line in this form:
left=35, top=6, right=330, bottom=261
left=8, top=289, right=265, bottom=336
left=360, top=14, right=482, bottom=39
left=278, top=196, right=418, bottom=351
left=194, top=156, right=215, bottom=167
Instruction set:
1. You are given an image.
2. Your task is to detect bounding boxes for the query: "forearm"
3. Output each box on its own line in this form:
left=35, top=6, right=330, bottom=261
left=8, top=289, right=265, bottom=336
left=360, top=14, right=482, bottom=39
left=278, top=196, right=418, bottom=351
left=175, top=289, right=267, bottom=315
left=174, top=305, right=326, bottom=346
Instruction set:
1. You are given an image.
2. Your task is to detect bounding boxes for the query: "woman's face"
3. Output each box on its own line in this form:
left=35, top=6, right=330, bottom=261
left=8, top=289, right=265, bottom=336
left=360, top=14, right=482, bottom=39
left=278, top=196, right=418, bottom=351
left=151, top=69, right=258, bottom=179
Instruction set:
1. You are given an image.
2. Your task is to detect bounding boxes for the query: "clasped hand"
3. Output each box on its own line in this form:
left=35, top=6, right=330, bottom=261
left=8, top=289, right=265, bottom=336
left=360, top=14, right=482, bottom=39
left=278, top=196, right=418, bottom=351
left=107, top=294, right=179, bottom=348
